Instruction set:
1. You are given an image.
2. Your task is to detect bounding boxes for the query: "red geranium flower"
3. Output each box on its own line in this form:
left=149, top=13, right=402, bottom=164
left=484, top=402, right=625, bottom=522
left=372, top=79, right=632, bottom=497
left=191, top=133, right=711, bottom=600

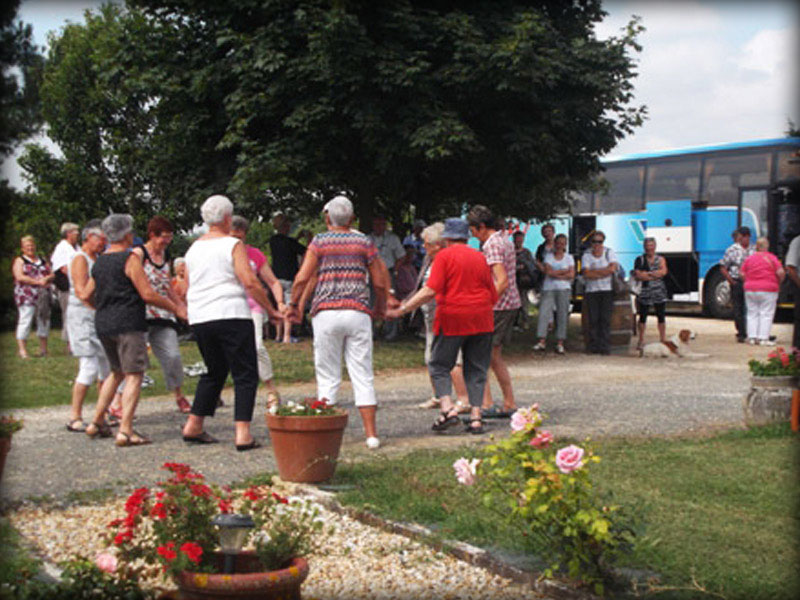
left=190, top=483, right=213, bottom=498
left=272, top=492, right=289, bottom=504
left=180, top=542, right=203, bottom=564
left=150, top=502, right=167, bottom=520
left=243, top=487, right=260, bottom=501
left=157, top=541, right=177, bottom=561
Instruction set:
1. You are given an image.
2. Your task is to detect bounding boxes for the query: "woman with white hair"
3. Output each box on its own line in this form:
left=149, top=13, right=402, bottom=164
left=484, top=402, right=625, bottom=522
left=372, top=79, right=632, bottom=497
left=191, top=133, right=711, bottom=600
left=288, top=195, right=387, bottom=449
left=65, top=224, right=109, bottom=431
left=741, top=236, right=785, bottom=345
left=83, top=214, right=186, bottom=446
left=181, top=195, right=283, bottom=451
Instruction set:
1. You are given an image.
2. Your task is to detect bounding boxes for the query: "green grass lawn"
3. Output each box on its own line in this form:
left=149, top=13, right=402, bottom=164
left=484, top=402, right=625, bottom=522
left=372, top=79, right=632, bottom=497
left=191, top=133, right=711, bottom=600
left=0, top=317, right=568, bottom=410
left=330, top=423, right=800, bottom=600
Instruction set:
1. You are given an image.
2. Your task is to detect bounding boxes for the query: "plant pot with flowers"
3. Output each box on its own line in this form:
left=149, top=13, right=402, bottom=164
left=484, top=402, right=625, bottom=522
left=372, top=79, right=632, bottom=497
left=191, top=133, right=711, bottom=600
left=452, top=405, right=635, bottom=595
left=265, top=398, right=348, bottom=483
left=0, top=416, right=23, bottom=484
left=746, top=347, right=800, bottom=428
left=103, top=462, right=326, bottom=599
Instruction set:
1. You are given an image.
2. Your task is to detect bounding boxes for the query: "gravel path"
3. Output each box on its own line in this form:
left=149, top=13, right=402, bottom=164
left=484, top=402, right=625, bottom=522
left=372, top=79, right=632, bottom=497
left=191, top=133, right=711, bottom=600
left=1, top=315, right=784, bottom=505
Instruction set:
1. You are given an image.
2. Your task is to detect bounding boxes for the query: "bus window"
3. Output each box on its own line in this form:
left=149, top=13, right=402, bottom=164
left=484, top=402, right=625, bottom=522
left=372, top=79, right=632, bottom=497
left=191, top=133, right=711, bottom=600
left=740, top=189, right=768, bottom=238
left=569, top=190, right=593, bottom=214
left=595, top=165, right=644, bottom=213
left=701, top=152, right=772, bottom=205
left=645, top=159, right=701, bottom=203
left=776, top=149, right=800, bottom=182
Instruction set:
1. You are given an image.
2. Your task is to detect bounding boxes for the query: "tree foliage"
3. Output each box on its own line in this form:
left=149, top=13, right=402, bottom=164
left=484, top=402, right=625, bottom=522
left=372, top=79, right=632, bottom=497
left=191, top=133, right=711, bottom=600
left=22, top=0, right=645, bottom=232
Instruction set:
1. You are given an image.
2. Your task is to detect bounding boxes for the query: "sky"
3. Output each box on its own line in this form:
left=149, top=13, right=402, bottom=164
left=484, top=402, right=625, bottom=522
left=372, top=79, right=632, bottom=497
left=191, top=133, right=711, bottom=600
left=2, top=0, right=798, bottom=189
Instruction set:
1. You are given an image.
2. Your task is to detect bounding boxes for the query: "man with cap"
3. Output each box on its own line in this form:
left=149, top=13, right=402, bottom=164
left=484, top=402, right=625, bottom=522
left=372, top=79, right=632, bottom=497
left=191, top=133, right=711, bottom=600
left=386, top=217, right=497, bottom=435
left=720, top=226, right=754, bottom=342
left=403, top=219, right=427, bottom=270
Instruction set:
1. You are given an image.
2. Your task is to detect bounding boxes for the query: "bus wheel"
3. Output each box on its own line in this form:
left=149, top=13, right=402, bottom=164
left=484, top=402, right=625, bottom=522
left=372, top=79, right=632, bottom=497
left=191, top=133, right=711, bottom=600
left=704, top=270, right=734, bottom=319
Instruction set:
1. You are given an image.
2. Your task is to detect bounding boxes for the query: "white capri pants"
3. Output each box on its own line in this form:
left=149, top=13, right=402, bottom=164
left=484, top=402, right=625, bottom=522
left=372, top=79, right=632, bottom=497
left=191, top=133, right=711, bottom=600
left=76, top=354, right=111, bottom=386
left=312, top=309, right=376, bottom=407
left=745, top=291, right=778, bottom=341
left=16, top=303, right=50, bottom=340
left=147, top=324, right=185, bottom=390
left=251, top=310, right=274, bottom=381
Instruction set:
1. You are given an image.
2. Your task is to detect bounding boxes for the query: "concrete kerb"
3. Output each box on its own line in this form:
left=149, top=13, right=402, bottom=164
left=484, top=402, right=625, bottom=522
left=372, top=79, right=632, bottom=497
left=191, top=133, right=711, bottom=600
left=291, top=481, right=601, bottom=600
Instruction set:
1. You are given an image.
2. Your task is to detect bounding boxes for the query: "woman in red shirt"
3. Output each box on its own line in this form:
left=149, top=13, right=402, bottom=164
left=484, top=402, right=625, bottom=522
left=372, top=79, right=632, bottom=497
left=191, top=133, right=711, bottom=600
left=387, top=218, right=497, bottom=434
left=741, top=236, right=785, bottom=345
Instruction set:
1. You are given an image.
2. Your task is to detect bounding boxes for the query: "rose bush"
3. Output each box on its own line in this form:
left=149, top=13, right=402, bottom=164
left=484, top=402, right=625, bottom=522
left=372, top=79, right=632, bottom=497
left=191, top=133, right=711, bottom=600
left=454, top=405, right=635, bottom=594
left=748, top=347, right=800, bottom=377
left=103, top=462, right=327, bottom=582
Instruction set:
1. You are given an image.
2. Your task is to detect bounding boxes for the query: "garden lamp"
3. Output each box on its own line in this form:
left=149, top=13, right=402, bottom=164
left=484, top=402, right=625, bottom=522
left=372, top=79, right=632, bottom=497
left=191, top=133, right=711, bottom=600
left=212, top=513, right=254, bottom=574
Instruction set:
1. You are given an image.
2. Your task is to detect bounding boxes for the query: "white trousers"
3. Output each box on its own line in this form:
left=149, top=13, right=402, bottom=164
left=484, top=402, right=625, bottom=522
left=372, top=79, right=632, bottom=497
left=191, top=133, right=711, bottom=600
left=251, top=310, right=274, bottom=381
left=16, top=304, right=50, bottom=340
left=745, top=291, right=778, bottom=341
left=312, top=309, right=376, bottom=407
left=76, top=354, right=111, bottom=386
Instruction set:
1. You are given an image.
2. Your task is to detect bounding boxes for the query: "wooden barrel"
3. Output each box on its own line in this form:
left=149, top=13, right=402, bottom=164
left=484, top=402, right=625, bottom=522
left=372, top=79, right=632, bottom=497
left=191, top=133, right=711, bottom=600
left=581, top=289, right=634, bottom=354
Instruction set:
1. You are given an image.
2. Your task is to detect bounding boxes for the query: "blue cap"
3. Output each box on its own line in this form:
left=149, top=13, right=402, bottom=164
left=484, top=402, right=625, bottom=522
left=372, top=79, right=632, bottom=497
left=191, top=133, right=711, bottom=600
left=442, top=218, right=469, bottom=240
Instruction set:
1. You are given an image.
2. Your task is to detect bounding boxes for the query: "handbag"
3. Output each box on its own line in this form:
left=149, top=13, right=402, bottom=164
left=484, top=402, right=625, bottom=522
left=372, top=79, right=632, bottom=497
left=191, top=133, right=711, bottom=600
left=606, top=248, right=629, bottom=294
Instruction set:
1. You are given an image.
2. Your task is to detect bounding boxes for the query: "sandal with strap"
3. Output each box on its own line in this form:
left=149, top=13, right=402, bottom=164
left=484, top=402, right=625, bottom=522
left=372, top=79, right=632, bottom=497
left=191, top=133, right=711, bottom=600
left=432, top=409, right=461, bottom=432
left=465, top=418, right=486, bottom=435
left=116, top=431, right=152, bottom=447
left=86, top=421, right=113, bottom=439
left=66, top=419, right=87, bottom=433
left=175, top=396, right=192, bottom=414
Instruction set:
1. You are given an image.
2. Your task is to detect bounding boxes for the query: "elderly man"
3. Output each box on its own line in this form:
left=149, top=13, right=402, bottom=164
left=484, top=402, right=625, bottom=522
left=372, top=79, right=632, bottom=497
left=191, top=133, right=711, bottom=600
left=51, top=222, right=80, bottom=346
left=288, top=196, right=387, bottom=449
left=720, top=226, right=754, bottom=343
left=370, top=214, right=405, bottom=341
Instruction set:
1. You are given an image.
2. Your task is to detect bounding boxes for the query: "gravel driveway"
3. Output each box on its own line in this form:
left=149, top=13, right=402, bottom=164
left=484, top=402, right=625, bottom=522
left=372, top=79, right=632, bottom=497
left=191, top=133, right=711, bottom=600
left=1, top=315, right=787, bottom=505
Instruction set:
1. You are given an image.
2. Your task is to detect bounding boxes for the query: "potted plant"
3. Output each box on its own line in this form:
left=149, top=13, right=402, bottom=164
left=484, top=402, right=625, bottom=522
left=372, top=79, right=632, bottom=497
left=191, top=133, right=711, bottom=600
left=0, top=416, right=23, bottom=483
left=453, top=405, right=635, bottom=594
left=104, top=462, right=325, bottom=599
left=265, top=398, right=348, bottom=483
left=746, top=347, right=800, bottom=428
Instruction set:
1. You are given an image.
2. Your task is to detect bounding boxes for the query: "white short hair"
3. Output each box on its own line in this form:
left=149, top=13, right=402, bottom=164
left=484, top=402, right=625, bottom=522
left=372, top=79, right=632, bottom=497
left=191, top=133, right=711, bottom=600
left=421, top=222, right=445, bottom=245
left=201, top=195, right=234, bottom=225
left=101, top=214, right=134, bottom=243
left=323, top=195, right=354, bottom=227
left=60, top=222, right=79, bottom=237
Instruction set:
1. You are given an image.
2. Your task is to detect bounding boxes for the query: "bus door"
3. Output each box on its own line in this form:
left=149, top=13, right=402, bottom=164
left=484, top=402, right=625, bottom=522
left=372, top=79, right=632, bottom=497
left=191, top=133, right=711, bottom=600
left=766, top=183, right=800, bottom=305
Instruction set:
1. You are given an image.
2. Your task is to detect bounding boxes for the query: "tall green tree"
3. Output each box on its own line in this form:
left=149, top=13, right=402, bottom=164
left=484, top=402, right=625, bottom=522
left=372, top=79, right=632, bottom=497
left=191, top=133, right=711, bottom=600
left=24, top=0, right=645, bottom=231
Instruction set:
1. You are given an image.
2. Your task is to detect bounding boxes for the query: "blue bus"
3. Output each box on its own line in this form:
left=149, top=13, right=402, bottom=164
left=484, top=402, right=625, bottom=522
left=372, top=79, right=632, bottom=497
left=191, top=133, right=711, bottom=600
left=511, top=137, right=800, bottom=317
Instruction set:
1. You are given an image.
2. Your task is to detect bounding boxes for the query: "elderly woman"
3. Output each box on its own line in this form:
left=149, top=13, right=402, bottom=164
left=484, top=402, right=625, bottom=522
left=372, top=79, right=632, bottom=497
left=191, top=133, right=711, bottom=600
left=533, top=233, right=575, bottom=354
left=124, top=216, right=192, bottom=413
left=83, top=214, right=186, bottom=447
left=387, top=218, right=497, bottom=434
left=633, top=237, right=669, bottom=350
left=66, top=224, right=110, bottom=431
left=287, top=195, right=387, bottom=449
left=230, top=215, right=285, bottom=409
left=741, top=237, right=785, bottom=345
left=181, top=195, right=283, bottom=451
left=12, top=235, right=54, bottom=359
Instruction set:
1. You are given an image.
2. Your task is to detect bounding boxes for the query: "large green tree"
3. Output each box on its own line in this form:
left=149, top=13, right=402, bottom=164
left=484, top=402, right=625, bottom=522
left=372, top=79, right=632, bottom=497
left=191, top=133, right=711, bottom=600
left=24, top=0, right=645, bottom=230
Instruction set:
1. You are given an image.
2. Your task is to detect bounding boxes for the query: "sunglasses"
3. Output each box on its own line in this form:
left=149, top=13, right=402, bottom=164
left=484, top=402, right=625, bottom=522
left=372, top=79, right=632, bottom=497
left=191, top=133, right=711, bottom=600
left=591, top=239, right=604, bottom=244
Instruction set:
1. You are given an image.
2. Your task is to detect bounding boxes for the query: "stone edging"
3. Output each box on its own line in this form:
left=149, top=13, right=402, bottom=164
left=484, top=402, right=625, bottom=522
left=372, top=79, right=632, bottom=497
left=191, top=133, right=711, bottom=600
left=293, top=483, right=600, bottom=600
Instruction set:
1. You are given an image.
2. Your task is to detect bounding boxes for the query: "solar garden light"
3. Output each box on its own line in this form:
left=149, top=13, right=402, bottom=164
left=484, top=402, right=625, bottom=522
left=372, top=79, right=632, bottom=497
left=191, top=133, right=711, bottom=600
left=212, top=513, right=254, bottom=574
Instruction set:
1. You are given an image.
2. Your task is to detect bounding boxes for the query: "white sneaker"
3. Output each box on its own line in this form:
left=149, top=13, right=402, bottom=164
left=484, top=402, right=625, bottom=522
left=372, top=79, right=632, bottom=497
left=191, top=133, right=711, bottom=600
left=366, top=437, right=381, bottom=450
left=555, top=344, right=565, bottom=355
left=747, top=338, right=757, bottom=345
left=533, top=341, right=546, bottom=352
left=761, top=339, right=776, bottom=346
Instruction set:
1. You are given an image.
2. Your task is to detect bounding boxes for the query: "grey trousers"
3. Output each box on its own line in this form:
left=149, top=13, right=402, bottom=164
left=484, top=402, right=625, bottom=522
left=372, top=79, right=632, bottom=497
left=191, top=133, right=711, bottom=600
left=58, top=289, right=70, bottom=341
left=537, top=289, right=571, bottom=340
left=428, top=332, right=492, bottom=407
left=147, top=324, right=184, bottom=390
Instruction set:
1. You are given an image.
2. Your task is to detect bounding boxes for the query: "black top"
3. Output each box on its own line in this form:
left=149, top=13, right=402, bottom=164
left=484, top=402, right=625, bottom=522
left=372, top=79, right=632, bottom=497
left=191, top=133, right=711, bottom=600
left=269, top=233, right=306, bottom=280
left=92, top=250, right=147, bottom=336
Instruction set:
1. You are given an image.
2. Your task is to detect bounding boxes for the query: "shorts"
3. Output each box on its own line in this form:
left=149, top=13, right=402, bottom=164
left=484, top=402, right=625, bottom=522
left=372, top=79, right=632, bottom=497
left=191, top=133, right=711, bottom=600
left=492, top=309, right=517, bottom=347
left=637, top=301, right=666, bottom=324
left=100, top=331, right=149, bottom=373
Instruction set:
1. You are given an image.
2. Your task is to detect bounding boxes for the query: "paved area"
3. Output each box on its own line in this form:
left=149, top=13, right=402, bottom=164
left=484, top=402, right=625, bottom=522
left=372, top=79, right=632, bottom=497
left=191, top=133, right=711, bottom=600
left=1, top=315, right=789, bottom=505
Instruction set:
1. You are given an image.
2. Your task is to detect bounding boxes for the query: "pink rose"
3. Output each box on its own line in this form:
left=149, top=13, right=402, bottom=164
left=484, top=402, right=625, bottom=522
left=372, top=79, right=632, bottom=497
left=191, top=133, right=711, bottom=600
left=510, top=405, right=542, bottom=432
left=95, top=552, right=118, bottom=574
left=529, top=430, right=554, bottom=448
left=555, top=445, right=585, bottom=474
left=453, top=457, right=479, bottom=486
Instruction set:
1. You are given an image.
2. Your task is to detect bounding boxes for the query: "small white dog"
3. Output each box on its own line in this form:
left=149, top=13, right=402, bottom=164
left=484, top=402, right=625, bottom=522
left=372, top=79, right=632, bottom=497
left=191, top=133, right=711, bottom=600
left=639, top=329, right=709, bottom=359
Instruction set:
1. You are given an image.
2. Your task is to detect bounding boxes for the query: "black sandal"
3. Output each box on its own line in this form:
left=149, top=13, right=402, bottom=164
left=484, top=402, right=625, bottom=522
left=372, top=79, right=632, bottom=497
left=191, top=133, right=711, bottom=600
left=465, top=418, right=485, bottom=434
left=432, top=409, right=461, bottom=431
left=86, top=421, right=113, bottom=439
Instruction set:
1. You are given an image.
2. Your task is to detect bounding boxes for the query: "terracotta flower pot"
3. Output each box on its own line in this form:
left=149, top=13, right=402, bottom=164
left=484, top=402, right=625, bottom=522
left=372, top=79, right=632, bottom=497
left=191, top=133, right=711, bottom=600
left=0, top=436, right=10, bottom=484
left=265, top=412, right=348, bottom=483
left=175, top=553, right=308, bottom=600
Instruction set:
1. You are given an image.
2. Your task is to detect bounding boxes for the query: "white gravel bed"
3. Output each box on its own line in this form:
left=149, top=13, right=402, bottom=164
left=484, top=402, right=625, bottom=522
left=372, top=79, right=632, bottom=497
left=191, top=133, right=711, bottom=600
left=7, top=497, right=547, bottom=600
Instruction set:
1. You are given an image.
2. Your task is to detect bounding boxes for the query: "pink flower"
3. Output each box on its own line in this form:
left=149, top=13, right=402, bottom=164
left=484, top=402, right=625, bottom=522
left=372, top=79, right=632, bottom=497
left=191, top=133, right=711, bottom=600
left=529, top=430, right=554, bottom=448
left=453, top=457, right=479, bottom=486
left=510, top=405, right=542, bottom=432
left=555, top=445, right=585, bottom=474
left=95, top=552, right=117, bottom=573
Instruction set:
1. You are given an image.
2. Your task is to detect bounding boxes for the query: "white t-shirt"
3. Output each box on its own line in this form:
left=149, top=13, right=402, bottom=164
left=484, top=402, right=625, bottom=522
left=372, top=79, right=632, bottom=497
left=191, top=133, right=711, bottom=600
left=785, top=235, right=800, bottom=269
left=51, top=239, right=77, bottom=272
left=542, top=253, right=575, bottom=291
left=581, top=247, right=618, bottom=293
left=185, top=236, right=251, bottom=325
